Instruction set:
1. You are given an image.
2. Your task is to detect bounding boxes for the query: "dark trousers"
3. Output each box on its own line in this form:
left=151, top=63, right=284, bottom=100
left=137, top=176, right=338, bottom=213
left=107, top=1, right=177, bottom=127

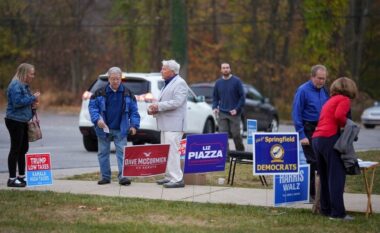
left=5, top=118, right=29, bottom=178
left=218, top=112, right=245, bottom=151
left=312, top=135, right=346, bottom=218
left=302, top=121, right=317, bottom=198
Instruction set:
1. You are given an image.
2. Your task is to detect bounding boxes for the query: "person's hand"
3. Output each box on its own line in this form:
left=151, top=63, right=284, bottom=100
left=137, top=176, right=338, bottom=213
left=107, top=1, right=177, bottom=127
left=129, top=127, right=137, bottom=135
left=213, top=108, right=219, bottom=116
left=97, top=119, right=106, bottom=129
left=147, top=104, right=159, bottom=115
left=34, top=91, right=41, bottom=98
left=300, top=138, right=310, bottom=145
left=230, top=109, right=237, bottom=116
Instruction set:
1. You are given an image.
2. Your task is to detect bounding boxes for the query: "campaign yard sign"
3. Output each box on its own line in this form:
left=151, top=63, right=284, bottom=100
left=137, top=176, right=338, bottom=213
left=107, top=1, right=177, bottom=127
left=274, top=164, right=310, bottom=206
left=184, top=133, right=228, bottom=174
left=26, top=153, right=53, bottom=186
left=123, top=144, right=169, bottom=177
left=247, top=119, right=257, bottom=145
left=253, top=132, right=299, bottom=175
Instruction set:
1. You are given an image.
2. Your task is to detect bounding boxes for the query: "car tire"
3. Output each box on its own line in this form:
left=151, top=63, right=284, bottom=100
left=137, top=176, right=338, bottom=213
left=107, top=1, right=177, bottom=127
left=364, top=124, right=375, bottom=129
left=202, top=118, right=215, bottom=134
left=269, top=117, right=279, bottom=132
left=83, top=135, right=98, bottom=152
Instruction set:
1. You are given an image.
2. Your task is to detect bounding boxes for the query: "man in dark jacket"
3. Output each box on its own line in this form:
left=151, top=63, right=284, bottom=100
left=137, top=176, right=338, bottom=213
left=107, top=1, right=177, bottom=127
left=89, top=67, right=140, bottom=186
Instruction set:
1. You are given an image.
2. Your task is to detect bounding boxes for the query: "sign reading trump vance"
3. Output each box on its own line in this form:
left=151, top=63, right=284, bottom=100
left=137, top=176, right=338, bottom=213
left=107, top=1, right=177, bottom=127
left=253, top=133, right=299, bottom=175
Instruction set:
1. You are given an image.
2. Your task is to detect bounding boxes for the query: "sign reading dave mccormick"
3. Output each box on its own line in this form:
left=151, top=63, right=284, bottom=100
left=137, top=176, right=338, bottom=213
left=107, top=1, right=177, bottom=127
left=184, top=133, right=228, bottom=174
left=123, top=144, right=170, bottom=177
left=253, top=133, right=299, bottom=175
left=26, top=153, right=53, bottom=187
left=274, top=164, right=310, bottom=206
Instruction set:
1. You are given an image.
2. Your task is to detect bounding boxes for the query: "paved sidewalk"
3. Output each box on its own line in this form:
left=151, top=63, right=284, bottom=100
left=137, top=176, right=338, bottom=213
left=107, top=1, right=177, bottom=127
left=0, top=167, right=379, bottom=214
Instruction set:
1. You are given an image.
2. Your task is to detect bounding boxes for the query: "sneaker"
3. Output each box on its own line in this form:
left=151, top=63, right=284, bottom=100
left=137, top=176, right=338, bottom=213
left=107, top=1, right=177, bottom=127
left=329, top=215, right=354, bottom=221
left=119, top=177, right=131, bottom=186
left=7, top=178, right=26, bottom=188
left=97, top=179, right=111, bottom=185
left=17, top=176, right=27, bottom=186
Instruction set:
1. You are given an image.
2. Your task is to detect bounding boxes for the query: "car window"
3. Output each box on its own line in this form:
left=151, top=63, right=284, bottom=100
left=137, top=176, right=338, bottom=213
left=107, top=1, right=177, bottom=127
left=124, top=79, right=150, bottom=95
left=191, top=86, right=213, bottom=98
left=245, top=86, right=263, bottom=101
left=187, top=90, right=197, bottom=102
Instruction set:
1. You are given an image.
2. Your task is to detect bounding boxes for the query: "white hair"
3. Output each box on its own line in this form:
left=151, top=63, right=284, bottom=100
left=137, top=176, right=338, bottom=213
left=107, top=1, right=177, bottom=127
left=107, top=67, right=122, bottom=76
left=162, top=60, right=180, bottom=74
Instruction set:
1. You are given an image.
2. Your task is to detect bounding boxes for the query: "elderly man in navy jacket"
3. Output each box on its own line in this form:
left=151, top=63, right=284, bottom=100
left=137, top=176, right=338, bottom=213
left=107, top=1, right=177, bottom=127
left=89, top=67, right=140, bottom=186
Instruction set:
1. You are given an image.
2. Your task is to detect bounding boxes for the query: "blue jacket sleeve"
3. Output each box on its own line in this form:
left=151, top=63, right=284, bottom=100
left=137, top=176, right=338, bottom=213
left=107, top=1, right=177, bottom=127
left=212, top=82, right=219, bottom=110
left=128, top=97, right=140, bottom=129
left=88, top=97, right=101, bottom=125
left=292, top=89, right=306, bottom=140
left=11, top=84, right=36, bottom=108
left=235, top=81, right=245, bottom=111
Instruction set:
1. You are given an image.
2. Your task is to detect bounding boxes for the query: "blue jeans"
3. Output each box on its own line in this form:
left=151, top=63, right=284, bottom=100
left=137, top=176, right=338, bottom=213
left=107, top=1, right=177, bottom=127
left=97, top=129, right=126, bottom=181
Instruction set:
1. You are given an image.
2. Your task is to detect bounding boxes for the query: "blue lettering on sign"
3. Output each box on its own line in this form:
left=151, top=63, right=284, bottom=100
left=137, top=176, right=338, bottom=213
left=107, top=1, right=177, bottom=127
left=273, top=165, right=309, bottom=206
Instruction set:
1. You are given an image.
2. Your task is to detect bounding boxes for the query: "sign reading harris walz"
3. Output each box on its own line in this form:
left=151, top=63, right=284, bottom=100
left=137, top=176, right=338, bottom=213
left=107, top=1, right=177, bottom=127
left=184, top=133, right=228, bottom=174
left=253, top=133, right=299, bottom=175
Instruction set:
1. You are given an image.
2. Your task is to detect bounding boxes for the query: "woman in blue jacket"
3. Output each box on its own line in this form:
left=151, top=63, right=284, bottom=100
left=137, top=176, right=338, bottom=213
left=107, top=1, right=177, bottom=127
left=5, top=63, right=40, bottom=187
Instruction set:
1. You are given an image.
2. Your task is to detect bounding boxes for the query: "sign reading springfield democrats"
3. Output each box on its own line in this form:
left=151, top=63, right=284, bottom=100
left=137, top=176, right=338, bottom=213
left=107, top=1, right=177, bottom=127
left=253, top=133, right=299, bottom=175
left=122, top=144, right=170, bottom=177
left=184, top=133, right=228, bottom=174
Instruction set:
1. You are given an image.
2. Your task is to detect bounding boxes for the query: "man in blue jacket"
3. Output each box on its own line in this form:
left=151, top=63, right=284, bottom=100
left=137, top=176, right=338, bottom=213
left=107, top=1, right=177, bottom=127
left=292, top=64, right=329, bottom=201
left=89, top=67, right=140, bottom=186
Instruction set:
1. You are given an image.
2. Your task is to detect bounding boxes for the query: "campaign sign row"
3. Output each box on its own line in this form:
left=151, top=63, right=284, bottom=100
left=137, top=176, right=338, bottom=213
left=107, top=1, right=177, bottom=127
left=24, top=130, right=309, bottom=206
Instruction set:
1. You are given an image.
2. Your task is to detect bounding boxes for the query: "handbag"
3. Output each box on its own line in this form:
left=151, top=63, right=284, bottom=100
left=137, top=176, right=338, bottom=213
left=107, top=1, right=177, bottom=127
left=28, top=111, right=42, bottom=142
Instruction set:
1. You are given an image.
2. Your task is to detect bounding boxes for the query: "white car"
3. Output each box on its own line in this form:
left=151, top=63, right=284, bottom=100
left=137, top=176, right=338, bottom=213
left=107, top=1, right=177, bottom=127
left=361, top=101, right=380, bottom=129
left=79, top=72, right=216, bottom=151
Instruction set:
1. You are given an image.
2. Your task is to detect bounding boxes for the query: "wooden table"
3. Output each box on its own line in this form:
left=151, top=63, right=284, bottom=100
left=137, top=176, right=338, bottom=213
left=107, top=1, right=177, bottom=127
left=359, top=161, right=379, bottom=217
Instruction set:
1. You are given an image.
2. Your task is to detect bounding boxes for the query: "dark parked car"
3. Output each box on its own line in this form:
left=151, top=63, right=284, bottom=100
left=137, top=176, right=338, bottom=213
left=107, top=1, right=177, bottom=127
left=190, top=82, right=279, bottom=133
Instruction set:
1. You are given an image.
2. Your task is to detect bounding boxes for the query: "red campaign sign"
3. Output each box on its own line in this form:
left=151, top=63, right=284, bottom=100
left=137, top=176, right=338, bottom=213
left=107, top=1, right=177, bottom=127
left=122, top=144, right=170, bottom=177
left=26, top=153, right=51, bottom=171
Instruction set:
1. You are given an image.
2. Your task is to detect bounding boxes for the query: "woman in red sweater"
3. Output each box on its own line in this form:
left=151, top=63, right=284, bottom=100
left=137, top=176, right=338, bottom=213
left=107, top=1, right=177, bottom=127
left=312, top=77, right=358, bottom=221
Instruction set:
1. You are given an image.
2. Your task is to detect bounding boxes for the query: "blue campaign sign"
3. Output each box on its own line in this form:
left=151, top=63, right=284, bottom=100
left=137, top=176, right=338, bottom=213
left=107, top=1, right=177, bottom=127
left=184, top=133, right=228, bottom=174
left=26, top=153, right=53, bottom=187
left=253, top=132, right=299, bottom=175
left=274, top=164, right=310, bottom=207
left=27, top=170, right=53, bottom=186
left=247, top=119, right=257, bottom=145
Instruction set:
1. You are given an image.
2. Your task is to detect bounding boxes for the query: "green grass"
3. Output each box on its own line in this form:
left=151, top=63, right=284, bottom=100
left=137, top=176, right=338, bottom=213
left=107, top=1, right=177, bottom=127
left=0, top=190, right=379, bottom=233
left=66, top=150, right=380, bottom=194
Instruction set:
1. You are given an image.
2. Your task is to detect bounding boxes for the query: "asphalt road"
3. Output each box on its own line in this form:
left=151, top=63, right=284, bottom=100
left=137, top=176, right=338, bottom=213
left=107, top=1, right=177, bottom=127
left=0, top=111, right=379, bottom=173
